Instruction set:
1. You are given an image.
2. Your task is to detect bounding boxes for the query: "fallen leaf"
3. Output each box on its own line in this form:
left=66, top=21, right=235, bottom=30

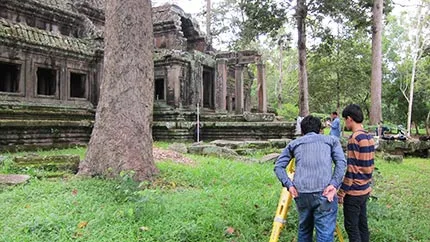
left=77, top=221, right=88, bottom=229
left=25, top=204, right=30, bottom=209
left=72, top=189, right=78, bottom=196
left=225, top=226, right=235, bottom=235
left=72, top=231, right=83, bottom=238
left=140, top=226, right=150, bottom=231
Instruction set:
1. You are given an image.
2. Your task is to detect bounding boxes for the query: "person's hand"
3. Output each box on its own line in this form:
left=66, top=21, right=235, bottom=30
left=322, top=185, right=336, bottom=202
left=288, top=186, right=298, bottom=198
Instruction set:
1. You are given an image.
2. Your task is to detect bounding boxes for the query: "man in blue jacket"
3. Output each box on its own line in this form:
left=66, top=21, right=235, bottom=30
left=328, top=111, right=341, bottom=138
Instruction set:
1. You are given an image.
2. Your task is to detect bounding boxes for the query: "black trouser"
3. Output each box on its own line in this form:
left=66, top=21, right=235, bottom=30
left=343, top=193, right=370, bottom=242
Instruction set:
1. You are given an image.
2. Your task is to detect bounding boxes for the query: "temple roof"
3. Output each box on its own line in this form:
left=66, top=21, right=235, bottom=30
left=0, top=18, right=97, bottom=57
left=30, top=0, right=76, bottom=13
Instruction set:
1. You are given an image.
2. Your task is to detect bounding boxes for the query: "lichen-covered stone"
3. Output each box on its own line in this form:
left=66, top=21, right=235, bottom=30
left=210, top=140, right=247, bottom=149
left=235, top=148, right=257, bottom=156
left=188, top=144, right=238, bottom=158
left=0, top=174, right=30, bottom=185
left=243, top=112, right=275, bottom=122
left=268, top=139, right=292, bottom=148
left=168, top=143, right=188, bottom=154
left=13, top=154, right=80, bottom=173
left=260, top=153, right=280, bottom=163
left=382, top=154, right=403, bottom=163
left=377, top=139, right=430, bottom=156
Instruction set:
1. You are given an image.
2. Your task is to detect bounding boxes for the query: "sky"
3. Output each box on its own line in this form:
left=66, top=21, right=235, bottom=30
left=154, top=0, right=416, bottom=15
left=152, top=0, right=419, bottom=50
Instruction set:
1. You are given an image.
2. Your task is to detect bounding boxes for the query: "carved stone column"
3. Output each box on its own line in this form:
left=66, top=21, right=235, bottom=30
left=257, top=62, right=267, bottom=113
left=235, top=64, right=244, bottom=114
left=215, top=58, right=227, bottom=112
left=167, top=64, right=181, bottom=108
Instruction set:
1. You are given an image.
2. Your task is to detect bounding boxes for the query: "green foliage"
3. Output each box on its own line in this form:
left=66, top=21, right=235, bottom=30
left=308, top=28, right=372, bottom=115
left=240, top=0, right=289, bottom=42
left=277, top=103, right=299, bottom=121
left=382, top=9, right=430, bottom=128
left=210, top=0, right=288, bottom=49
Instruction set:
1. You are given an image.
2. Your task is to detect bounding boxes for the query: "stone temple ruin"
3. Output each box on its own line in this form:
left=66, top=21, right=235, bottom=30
left=0, top=0, right=295, bottom=151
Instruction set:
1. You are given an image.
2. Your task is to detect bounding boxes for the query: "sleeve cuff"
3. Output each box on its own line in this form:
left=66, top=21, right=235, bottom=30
left=283, top=180, right=294, bottom=189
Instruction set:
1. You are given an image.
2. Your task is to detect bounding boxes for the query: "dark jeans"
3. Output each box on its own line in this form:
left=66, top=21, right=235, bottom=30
left=343, top=193, right=370, bottom=242
left=294, top=192, right=338, bottom=242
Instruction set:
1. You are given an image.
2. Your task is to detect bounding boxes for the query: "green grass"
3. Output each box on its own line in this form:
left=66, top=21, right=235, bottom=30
left=0, top=147, right=429, bottom=241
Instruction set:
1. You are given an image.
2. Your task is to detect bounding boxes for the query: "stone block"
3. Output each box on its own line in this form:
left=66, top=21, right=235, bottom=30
left=235, top=148, right=257, bottom=156
left=188, top=144, right=238, bottom=158
left=243, top=141, right=270, bottom=149
left=168, top=143, right=188, bottom=154
left=210, top=140, right=247, bottom=149
left=243, top=112, right=275, bottom=122
left=0, top=174, right=30, bottom=185
left=382, top=154, right=403, bottom=163
left=13, top=154, right=80, bottom=174
left=260, top=153, right=280, bottom=163
left=268, top=139, right=292, bottom=148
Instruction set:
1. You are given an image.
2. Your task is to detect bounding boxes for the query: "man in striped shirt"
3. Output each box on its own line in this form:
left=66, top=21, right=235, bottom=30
left=338, top=104, right=375, bottom=242
left=274, top=115, right=346, bottom=242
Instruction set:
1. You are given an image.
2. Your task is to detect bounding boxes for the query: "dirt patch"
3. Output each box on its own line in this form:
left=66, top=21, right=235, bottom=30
left=153, top=147, right=194, bottom=165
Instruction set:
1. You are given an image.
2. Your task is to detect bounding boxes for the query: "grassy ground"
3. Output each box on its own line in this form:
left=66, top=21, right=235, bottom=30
left=0, top=146, right=429, bottom=241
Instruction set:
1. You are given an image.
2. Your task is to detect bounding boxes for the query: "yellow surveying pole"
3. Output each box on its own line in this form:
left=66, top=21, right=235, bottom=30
left=269, top=159, right=345, bottom=242
left=269, top=159, right=295, bottom=242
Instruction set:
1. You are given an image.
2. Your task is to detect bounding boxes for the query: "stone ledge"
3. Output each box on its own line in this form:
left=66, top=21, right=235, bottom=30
left=13, top=154, right=80, bottom=174
left=0, top=174, right=30, bottom=185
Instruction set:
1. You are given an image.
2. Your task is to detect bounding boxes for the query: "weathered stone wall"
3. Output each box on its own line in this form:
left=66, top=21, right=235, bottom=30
left=0, top=104, right=94, bottom=151
left=152, top=108, right=296, bottom=141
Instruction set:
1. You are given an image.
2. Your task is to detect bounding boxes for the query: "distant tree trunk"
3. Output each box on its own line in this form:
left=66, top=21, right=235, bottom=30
left=426, top=111, right=430, bottom=136
left=336, top=71, right=340, bottom=111
left=297, top=0, right=309, bottom=117
left=277, top=41, right=283, bottom=109
left=407, top=3, right=425, bottom=137
left=407, top=56, right=418, bottom=136
left=370, top=0, right=383, bottom=125
left=78, top=0, right=158, bottom=181
left=206, top=0, right=212, bottom=48
left=413, top=121, right=419, bottom=135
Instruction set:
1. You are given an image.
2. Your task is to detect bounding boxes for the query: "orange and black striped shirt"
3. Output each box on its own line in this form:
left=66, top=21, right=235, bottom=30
left=338, top=130, right=375, bottom=197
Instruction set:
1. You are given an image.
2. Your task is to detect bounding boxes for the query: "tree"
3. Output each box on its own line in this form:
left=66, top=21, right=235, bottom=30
left=209, top=0, right=287, bottom=49
left=383, top=8, right=430, bottom=133
left=406, top=1, right=430, bottom=136
left=240, top=0, right=377, bottom=117
left=297, top=0, right=310, bottom=117
left=78, top=0, right=158, bottom=181
left=276, top=33, right=292, bottom=109
left=206, top=0, right=212, bottom=48
left=370, top=0, right=384, bottom=125
left=308, top=29, right=372, bottom=115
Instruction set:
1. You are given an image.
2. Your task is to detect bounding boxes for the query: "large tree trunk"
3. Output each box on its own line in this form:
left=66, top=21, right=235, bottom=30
left=78, top=0, right=158, bottom=181
left=370, top=0, right=383, bottom=125
left=297, top=0, right=309, bottom=117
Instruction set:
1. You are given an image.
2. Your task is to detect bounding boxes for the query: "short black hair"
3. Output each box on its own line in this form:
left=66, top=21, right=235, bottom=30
left=300, top=115, right=322, bottom=135
left=342, top=104, right=364, bottom=123
left=332, top=111, right=338, bottom=116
